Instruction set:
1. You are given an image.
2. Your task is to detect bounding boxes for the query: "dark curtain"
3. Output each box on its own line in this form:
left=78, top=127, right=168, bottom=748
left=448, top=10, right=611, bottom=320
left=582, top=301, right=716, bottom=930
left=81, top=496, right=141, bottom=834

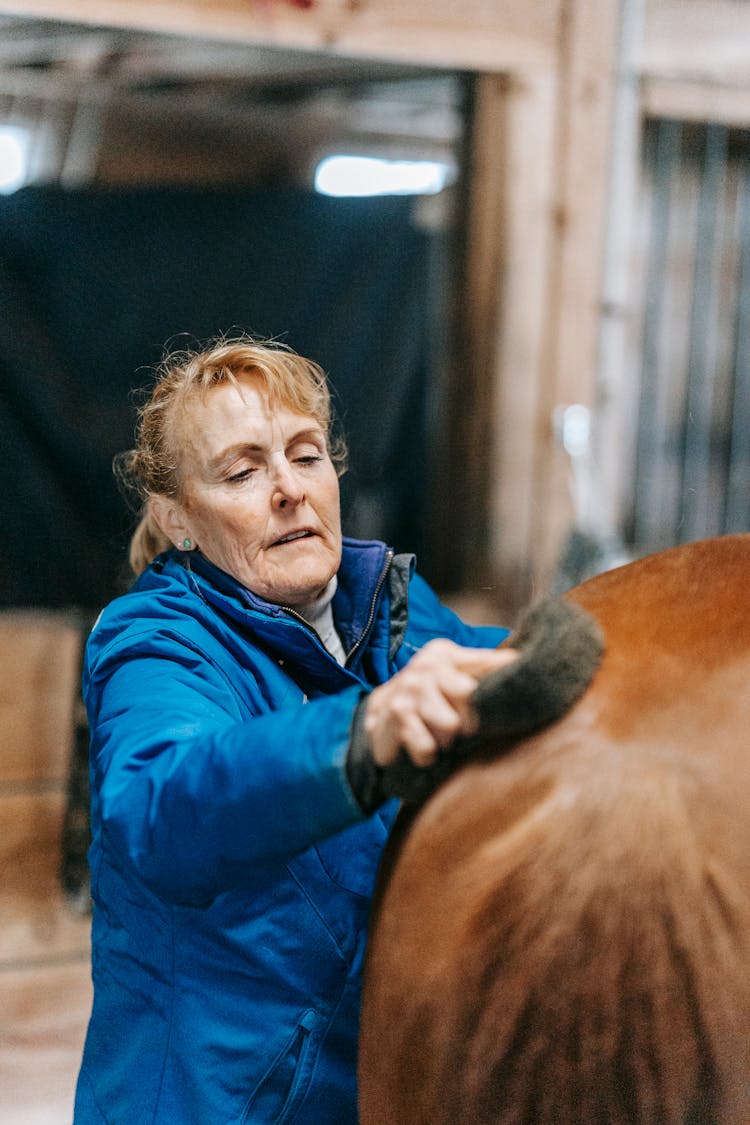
left=0, top=185, right=433, bottom=609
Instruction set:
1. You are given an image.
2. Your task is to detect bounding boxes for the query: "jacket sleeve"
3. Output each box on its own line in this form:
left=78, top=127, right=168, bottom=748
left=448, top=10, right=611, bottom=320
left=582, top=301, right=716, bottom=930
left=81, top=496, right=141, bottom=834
left=398, top=571, right=510, bottom=658
left=87, top=631, right=368, bottom=907
left=344, top=570, right=511, bottom=813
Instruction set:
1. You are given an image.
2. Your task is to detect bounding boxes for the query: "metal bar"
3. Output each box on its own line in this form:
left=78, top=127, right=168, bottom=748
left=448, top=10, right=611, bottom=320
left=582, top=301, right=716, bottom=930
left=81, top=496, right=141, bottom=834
left=726, top=153, right=750, bottom=532
left=593, top=0, right=645, bottom=544
left=632, top=117, right=681, bottom=549
left=679, top=123, right=728, bottom=541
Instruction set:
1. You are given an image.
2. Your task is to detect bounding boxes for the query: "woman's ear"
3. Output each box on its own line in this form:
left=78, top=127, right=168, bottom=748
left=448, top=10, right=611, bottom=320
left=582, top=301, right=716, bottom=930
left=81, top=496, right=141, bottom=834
left=149, top=495, right=191, bottom=550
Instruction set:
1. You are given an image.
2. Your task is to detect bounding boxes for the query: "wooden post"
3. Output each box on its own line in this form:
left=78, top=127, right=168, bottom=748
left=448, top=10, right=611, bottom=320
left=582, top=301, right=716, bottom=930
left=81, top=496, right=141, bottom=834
left=428, top=73, right=511, bottom=594
left=489, top=65, right=560, bottom=609
left=478, top=0, right=622, bottom=607
left=527, top=0, right=622, bottom=593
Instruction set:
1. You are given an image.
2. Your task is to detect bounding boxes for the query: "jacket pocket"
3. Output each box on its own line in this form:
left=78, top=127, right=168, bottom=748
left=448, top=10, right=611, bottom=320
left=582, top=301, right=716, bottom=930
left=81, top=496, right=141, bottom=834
left=313, top=812, right=391, bottom=899
left=240, top=1009, right=319, bottom=1125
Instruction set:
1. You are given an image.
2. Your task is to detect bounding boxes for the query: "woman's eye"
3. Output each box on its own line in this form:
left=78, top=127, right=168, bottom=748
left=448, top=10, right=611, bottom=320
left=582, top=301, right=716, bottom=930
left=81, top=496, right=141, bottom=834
left=227, top=467, right=255, bottom=483
left=295, top=454, right=323, bottom=466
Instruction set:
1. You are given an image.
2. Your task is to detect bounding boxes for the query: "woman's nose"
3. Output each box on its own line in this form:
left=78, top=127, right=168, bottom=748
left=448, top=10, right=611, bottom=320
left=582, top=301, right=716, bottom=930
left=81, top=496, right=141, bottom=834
left=271, top=459, right=305, bottom=508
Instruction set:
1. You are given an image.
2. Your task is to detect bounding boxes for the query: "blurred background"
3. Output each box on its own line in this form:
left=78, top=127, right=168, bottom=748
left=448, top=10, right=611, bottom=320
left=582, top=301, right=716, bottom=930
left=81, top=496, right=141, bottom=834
left=0, top=17, right=468, bottom=612
left=0, top=0, right=748, bottom=1121
left=0, top=1, right=748, bottom=618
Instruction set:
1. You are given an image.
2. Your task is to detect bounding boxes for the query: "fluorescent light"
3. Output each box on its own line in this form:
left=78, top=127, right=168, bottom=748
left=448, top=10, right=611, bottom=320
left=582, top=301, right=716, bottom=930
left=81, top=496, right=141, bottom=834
left=314, top=155, right=453, bottom=198
left=0, top=126, right=29, bottom=194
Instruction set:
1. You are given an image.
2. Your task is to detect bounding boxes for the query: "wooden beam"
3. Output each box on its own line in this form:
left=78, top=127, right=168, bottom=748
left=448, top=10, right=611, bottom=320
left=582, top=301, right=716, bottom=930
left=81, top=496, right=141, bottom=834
left=641, top=0, right=750, bottom=89
left=0, top=0, right=562, bottom=73
left=642, top=77, right=750, bottom=128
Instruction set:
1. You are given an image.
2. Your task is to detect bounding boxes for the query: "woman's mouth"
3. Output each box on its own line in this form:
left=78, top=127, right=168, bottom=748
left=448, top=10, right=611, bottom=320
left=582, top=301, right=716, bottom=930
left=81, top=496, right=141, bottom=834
left=273, top=529, right=314, bottom=546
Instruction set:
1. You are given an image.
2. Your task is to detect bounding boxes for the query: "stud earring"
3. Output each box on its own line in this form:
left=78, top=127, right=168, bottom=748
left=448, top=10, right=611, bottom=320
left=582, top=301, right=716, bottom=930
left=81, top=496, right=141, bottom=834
left=182, top=538, right=192, bottom=550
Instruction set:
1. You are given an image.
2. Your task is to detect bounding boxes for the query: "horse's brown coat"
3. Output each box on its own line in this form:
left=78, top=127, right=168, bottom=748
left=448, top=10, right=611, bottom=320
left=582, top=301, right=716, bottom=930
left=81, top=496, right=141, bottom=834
left=359, top=534, right=750, bottom=1125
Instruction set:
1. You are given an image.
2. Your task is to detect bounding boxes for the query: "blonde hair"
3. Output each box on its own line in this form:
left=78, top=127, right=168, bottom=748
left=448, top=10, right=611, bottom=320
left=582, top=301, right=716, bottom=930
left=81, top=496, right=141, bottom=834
left=116, top=337, right=346, bottom=576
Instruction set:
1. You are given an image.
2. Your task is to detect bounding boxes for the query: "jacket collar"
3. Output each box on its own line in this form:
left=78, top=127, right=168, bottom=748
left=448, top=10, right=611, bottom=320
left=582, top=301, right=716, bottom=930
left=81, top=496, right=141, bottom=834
left=155, top=537, right=393, bottom=670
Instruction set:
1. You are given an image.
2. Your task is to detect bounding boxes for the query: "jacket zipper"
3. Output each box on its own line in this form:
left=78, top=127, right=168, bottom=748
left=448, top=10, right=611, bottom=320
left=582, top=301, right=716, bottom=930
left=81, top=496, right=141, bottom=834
left=343, top=548, right=393, bottom=666
left=279, top=549, right=393, bottom=668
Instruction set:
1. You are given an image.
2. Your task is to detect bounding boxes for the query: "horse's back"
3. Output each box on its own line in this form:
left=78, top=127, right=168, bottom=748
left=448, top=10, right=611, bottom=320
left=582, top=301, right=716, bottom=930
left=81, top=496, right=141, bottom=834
left=359, top=534, right=750, bottom=1125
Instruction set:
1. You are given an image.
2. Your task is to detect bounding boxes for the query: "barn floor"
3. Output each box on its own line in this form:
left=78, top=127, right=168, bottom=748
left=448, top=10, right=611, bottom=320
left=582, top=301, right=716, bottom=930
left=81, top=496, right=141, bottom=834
left=0, top=805, right=91, bottom=1125
left=0, top=956, right=91, bottom=1125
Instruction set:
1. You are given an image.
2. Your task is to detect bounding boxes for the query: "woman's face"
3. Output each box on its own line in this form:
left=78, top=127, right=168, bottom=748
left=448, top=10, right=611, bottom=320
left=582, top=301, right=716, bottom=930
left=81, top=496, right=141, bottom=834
left=155, top=372, right=343, bottom=608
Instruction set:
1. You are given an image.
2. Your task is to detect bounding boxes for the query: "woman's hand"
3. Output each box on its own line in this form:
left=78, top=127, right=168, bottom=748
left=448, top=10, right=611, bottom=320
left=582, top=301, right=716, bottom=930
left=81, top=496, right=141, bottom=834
left=363, top=640, right=518, bottom=769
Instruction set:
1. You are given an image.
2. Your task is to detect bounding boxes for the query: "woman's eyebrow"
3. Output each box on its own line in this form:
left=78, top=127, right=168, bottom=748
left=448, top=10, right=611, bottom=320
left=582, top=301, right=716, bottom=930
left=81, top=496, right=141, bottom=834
left=208, top=428, right=325, bottom=472
left=286, top=427, right=326, bottom=447
left=208, top=442, right=264, bottom=472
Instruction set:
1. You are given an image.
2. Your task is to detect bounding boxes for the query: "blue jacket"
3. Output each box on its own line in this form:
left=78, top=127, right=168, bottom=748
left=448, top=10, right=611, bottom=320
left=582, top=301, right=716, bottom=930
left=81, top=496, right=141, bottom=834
left=74, top=537, right=508, bottom=1124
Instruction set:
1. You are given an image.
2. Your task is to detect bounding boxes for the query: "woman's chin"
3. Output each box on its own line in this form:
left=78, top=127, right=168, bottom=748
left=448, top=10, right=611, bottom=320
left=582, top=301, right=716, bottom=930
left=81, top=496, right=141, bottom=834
left=259, top=558, right=340, bottom=609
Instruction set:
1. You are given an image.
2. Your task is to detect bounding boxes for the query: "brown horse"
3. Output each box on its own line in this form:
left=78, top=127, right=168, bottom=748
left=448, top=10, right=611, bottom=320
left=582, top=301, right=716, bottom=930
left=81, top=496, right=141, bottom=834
left=359, top=534, right=750, bottom=1125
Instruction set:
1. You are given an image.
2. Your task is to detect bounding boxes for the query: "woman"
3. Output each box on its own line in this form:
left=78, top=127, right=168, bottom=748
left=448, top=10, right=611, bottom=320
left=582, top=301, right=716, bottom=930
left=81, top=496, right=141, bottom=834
left=74, top=337, right=512, bottom=1124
